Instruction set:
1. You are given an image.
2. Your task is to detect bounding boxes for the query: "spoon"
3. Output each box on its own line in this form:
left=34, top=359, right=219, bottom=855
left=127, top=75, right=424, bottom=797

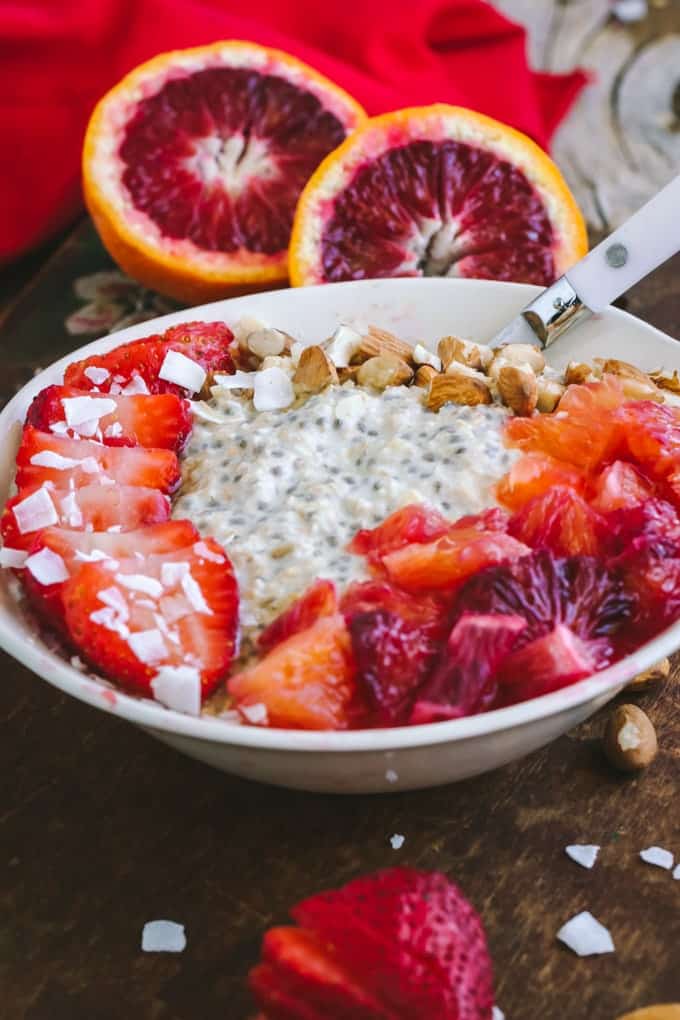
left=489, top=173, right=680, bottom=350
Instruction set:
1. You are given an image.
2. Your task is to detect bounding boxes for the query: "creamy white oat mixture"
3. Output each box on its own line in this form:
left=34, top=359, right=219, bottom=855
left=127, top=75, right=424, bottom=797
left=174, top=381, right=518, bottom=660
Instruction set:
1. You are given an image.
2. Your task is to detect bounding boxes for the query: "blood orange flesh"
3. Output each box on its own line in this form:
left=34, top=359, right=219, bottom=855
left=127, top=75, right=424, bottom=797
left=291, top=105, right=587, bottom=288
left=83, top=43, right=366, bottom=302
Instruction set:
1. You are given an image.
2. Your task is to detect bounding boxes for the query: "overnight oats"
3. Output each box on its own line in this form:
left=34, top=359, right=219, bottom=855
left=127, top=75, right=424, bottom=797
left=2, top=318, right=680, bottom=729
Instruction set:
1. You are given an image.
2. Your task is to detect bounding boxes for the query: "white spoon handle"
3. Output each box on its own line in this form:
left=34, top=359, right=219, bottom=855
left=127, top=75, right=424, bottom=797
left=565, top=173, right=680, bottom=313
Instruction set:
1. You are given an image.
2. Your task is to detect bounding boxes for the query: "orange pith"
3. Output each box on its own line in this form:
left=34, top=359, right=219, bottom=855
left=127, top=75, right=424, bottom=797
left=289, top=104, right=588, bottom=288
left=83, top=41, right=367, bottom=303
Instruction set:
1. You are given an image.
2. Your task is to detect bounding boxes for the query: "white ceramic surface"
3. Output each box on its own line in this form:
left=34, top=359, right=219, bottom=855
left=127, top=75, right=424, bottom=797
left=2, top=277, right=679, bottom=794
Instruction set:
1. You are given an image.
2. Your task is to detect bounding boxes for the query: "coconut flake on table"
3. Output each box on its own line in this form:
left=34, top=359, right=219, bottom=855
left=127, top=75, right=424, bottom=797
left=0, top=547, right=28, bottom=569
left=556, top=911, right=615, bottom=956
left=412, top=343, right=442, bottom=371
left=62, top=396, right=116, bottom=427
left=141, top=920, right=187, bottom=953
left=492, top=1007, right=505, bottom=1020
left=83, top=366, right=110, bottom=385
left=640, top=846, right=674, bottom=870
left=390, top=834, right=405, bottom=850
left=151, top=665, right=201, bottom=715
left=673, top=863, right=680, bottom=880
left=24, top=547, right=70, bottom=585
left=159, top=350, right=206, bottom=394
left=240, top=702, right=268, bottom=725
left=565, top=844, right=600, bottom=870
left=253, top=367, right=295, bottom=411
left=12, top=487, right=58, bottom=534
left=385, top=769, right=399, bottom=784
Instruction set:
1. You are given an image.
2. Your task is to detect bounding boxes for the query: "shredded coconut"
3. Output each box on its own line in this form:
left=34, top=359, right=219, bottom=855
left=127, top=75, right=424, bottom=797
left=0, top=547, right=28, bottom=568
left=62, top=396, right=115, bottom=427
left=193, top=541, right=224, bottom=564
left=213, top=370, right=257, bottom=391
left=120, top=372, right=150, bottom=395
left=640, top=846, right=674, bottom=870
left=160, top=561, right=190, bottom=586
left=24, top=547, right=70, bottom=585
left=412, top=343, right=442, bottom=371
left=390, top=834, right=405, bottom=850
left=115, top=573, right=164, bottom=598
left=29, top=450, right=81, bottom=471
left=385, top=769, right=399, bottom=784
left=492, top=1008, right=505, bottom=1020
left=128, top=628, right=168, bottom=665
left=240, top=702, right=268, bottom=725
left=13, top=487, right=58, bottom=534
left=83, top=366, right=110, bottom=385
left=253, top=367, right=295, bottom=411
left=181, top=572, right=212, bottom=614
left=151, top=665, right=201, bottom=715
left=159, top=350, right=206, bottom=393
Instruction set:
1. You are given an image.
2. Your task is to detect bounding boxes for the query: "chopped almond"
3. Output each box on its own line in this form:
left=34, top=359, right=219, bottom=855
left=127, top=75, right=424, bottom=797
left=426, top=368, right=492, bottom=410
left=293, top=345, right=338, bottom=394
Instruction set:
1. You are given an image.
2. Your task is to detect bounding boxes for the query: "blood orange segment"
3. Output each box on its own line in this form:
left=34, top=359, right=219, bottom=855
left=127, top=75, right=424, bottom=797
left=382, top=528, right=530, bottom=592
left=509, top=486, right=605, bottom=557
left=83, top=42, right=366, bottom=303
left=589, top=460, right=654, bottom=512
left=290, top=105, right=587, bottom=288
left=496, top=453, right=587, bottom=511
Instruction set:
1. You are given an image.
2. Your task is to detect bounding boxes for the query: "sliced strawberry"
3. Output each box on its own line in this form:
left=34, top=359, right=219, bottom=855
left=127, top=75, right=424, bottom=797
left=348, top=610, right=441, bottom=726
left=589, top=460, right=654, bottom=512
left=497, top=624, right=609, bottom=703
left=508, top=486, right=604, bottom=557
left=16, top=427, right=180, bottom=493
left=26, top=385, right=192, bottom=451
left=62, top=537, right=238, bottom=699
left=21, top=521, right=199, bottom=630
left=250, top=927, right=394, bottom=1020
left=453, top=550, right=633, bottom=650
left=64, top=320, right=234, bottom=396
left=291, top=868, right=494, bottom=1019
left=348, top=504, right=450, bottom=562
left=382, top=528, right=530, bottom=592
left=228, top=615, right=360, bottom=730
left=409, top=612, right=526, bottom=724
left=1, top=483, right=170, bottom=551
left=504, top=376, right=626, bottom=471
left=496, top=452, right=587, bottom=511
left=258, top=579, right=338, bottom=653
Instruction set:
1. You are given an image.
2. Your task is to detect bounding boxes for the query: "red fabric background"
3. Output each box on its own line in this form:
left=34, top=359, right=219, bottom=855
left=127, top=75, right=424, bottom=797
left=0, top=0, right=587, bottom=262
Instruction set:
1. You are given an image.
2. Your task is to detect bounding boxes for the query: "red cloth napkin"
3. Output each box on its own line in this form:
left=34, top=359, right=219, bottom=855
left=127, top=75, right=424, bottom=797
left=0, top=0, right=587, bottom=262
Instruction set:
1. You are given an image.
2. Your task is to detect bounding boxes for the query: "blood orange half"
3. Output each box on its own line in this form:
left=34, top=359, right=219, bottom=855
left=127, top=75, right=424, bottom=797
left=83, top=42, right=366, bottom=303
left=289, top=105, right=587, bottom=288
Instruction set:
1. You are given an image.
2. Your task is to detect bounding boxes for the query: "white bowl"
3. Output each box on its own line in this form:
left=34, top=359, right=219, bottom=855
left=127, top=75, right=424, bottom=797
left=2, top=277, right=678, bottom=793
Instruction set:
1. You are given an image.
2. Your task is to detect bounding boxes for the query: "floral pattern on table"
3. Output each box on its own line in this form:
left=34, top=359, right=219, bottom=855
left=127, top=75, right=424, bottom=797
left=65, top=271, right=178, bottom=337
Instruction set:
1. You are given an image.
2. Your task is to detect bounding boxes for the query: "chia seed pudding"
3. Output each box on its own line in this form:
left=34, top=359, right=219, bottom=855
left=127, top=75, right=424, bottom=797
left=173, top=381, right=518, bottom=662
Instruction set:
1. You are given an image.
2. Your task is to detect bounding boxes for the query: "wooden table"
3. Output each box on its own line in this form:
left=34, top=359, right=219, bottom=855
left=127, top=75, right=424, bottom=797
left=2, top=4, right=680, bottom=1017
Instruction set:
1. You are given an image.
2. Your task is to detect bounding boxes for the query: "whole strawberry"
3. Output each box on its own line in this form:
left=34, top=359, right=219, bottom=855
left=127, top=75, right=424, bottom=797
left=250, top=867, right=494, bottom=1019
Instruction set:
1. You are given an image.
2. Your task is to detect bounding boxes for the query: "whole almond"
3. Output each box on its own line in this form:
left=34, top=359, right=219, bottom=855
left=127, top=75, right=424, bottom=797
left=414, top=364, right=439, bottom=388
left=497, top=364, right=538, bottom=416
left=536, top=377, right=565, bottom=413
left=357, top=354, right=413, bottom=390
left=351, top=326, right=415, bottom=365
left=616, top=1007, right=680, bottom=1020
left=565, top=361, right=597, bottom=385
left=598, top=358, right=663, bottom=401
left=650, top=369, right=680, bottom=395
left=293, top=345, right=338, bottom=394
left=337, top=365, right=360, bottom=383
left=628, top=658, right=671, bottom=690
left=493, top=343, right=545, bottom=374
left=427, top=369, right=492, bottom=410
left=437, top=336, right=492, bottom=372
left=603, top=704, right=657, bottom=772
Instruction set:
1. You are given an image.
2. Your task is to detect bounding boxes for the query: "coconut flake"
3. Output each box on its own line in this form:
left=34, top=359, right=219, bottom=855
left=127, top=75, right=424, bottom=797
left=161, top=561, right=190, bottom=586
left=62, top=396, right=116, bottom=427
left=115, top=573, right=163, bottom=598
left=181, top=572, right=212, bottom=614
left=13, top=487, right=58, bottom=534
left=24, top=547, right=70, bottom=585
left=613, top=0, right=647, bottom=22
left=640, top=846, right=674, bottom=870
left=492, top=1009, right=505, bottom=1020
left=29, top=450, right=81, bottom=471
left=413, top=343, right=442, bottom=371
left=324, top=324, right=362, bottom=367
left=188, top=400, right=227, bottom=424
left=390, top=833, right=405, bottom=850
left=120, top=372, right=150, bottom=396
left=128, top=628, right=168, bottom=665
left=385, top=769, right=399, bottom=784
left=90, top=607, right=129, bottom=638
left=193, top=541, right=224, bottom=563
left=60, top=490, right=83, bottom=528
left=107, top=524, right=122, bottom=533
left=253, top=367, right=295, bottom=411
left=98, top=586, right=129, bottom=617
left=556, top=912, right=615, bottom=956
left=159, top=350, right=206, bottom=393
left=141, top=920, right=186, bottom=953
left=80, top=457, right=101, bottom=475
left=73, top=548, right=113, bottom=563
left=84, top=366, right=110, bottom=385
left=212, top=369, right=257, bottom=390
left=151, top=665, right=201, bottom=715
left=49, top=420, right=71, bottom=435
left=240, top=702, right=268, bottom=725
left=104, top=421, right=124, bottom=438
left=673, top=863, right=680, bottom=880
left=565, top=845, right=600, bottom=870
left=0, top=546, right=28, bottom=568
